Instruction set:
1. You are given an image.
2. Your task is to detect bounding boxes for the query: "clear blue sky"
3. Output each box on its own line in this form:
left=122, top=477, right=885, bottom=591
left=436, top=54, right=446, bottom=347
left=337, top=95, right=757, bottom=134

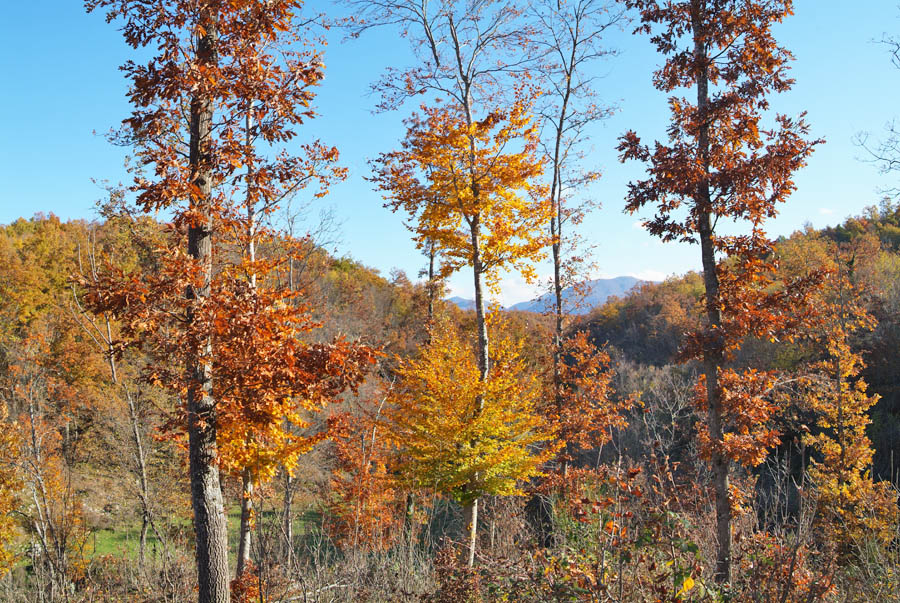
left=2, top=1, right=900, bottom=305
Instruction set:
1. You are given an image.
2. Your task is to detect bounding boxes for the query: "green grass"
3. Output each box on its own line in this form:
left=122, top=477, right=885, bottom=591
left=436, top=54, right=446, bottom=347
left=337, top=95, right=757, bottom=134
left=87, top=505, right=323, bottom=564
left=90, top=524, right=165, bottom=559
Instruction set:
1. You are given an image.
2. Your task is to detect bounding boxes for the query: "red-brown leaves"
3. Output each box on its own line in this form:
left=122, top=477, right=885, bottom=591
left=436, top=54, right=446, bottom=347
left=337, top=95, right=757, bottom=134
left=326, top=404, right=402, bottom=550
left=86, top=0, right=366, bottom=490
left=547, top=331, right=633, bottom=466
left=84, top=246, right=378, bottom=480
left=620, top=1, right=822, bottom=580
left=620, top=0, right=823, bottom=470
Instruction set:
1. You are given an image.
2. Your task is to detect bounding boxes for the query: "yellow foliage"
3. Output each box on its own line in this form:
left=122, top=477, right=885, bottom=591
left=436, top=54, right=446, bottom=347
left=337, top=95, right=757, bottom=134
left=0, top=404, right=19, bottom=576
left=386, top=319, right=554, bottom=505
left=803, top=262, right=898, bottom=550
left=372, top=90, right=550, bottom=288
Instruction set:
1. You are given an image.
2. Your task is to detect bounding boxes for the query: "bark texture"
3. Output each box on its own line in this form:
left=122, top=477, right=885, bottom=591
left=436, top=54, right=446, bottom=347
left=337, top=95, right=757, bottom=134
left=692, top=0, right=731, bottom=583
left=186, top=9, right=230, bottom=601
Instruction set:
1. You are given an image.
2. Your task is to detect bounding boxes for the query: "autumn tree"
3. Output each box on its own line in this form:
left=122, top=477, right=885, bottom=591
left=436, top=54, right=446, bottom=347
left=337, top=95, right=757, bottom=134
left=351, top=0, right=547, bottom=372
left=0, top=404, right=18, bottom=578
left=801, top=249, right=898, bottom=553
left=371, top=95, right=549, bottom=564
left=0, top=217, right=118, bottom=595
left=223, top=34, right=346, bottom=575
left=350, top=0, right=552, bottom=563
left=3, top=330, right=93, bottom=597
left=385, top=319, right=553, bottom=565
left=619, top=0, right=821, bottom=584
left=548, top=331, right=632, bottom=474
left=326, top=390, right=403, bottom=551
left=86, top=0, right=364, bottom=598
left=531, top=0, right=623, bottom=401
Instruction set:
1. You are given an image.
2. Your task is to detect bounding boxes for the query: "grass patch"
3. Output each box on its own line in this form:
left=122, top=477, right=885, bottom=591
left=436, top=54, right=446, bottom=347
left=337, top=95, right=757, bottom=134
left=87, top=505, right=322, bottom=564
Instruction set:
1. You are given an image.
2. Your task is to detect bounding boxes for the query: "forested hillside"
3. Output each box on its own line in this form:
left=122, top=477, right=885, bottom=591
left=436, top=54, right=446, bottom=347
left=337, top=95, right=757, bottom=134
left=4, top=0, right=900, bottom=601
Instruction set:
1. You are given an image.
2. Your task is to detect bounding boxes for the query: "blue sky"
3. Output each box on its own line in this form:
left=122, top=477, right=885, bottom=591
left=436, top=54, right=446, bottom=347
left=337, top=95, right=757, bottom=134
left=2, top=1, right=900, bottom=305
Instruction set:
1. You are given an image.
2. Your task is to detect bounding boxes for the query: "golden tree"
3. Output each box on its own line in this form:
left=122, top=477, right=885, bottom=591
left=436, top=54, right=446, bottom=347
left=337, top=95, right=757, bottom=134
left=802, top=251, right=898, bottom=552
left=386, top=318, right=553, bottom=562
left=371, top=93, right=549, bottom=565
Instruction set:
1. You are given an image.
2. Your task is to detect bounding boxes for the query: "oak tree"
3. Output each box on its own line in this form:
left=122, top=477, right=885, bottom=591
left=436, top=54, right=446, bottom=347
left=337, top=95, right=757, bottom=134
left=619, top=0, right=821, bottom=583
left=86, top=0, right=360, bottom=597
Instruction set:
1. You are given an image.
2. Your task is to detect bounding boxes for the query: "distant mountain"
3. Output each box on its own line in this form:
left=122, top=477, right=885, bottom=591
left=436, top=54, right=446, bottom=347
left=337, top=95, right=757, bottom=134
left=446, top=296, right=476, bottom=310
left=508, top=276, right=646, bottom=315
left=445, top=276, right=650, bottom=314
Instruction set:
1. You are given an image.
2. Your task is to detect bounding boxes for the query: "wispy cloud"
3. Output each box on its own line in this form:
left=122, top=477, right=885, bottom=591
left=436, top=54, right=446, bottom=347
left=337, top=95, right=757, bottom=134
left=632, top=269, right=666, bottom=282
left=819, top=208, right=834, bottom=215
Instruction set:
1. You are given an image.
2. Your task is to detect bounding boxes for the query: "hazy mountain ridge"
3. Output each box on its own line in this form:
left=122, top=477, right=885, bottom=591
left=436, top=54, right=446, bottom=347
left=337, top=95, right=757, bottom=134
left=446, top=276, right=648, bottom=314
left=445, top=296, right=476, bottom=310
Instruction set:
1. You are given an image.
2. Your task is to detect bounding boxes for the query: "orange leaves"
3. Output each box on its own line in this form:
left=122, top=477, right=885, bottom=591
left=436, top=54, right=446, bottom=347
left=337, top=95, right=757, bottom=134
left=693, top=368, right=781, bottom=468
left=230, top=560, right=261, bottom=602
left=84, top=237, right=377, bottom=483
left=83, top=0, right=364, bottom=493
left=326, top=403, right=402, bottom=550
left=371, top=91, right=550, bottom=286
left=547, top=331, right=632, bottom=465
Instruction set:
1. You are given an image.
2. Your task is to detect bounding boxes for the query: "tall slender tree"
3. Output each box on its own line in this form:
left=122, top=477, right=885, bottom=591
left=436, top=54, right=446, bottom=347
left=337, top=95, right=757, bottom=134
left=619, top=0, right=821, bottom=583
left=371, top=95, right=550, bottom=565
left=531, top=0, right=623, bottom=402
left=352, top=10, right=546, bottom=561
left=86, top=0, right=354, bottom=599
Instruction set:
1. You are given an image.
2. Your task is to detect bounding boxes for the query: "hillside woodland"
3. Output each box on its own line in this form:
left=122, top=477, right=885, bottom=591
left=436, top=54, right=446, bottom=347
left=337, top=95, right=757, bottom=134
left=3, top=0, right=900, bottom=601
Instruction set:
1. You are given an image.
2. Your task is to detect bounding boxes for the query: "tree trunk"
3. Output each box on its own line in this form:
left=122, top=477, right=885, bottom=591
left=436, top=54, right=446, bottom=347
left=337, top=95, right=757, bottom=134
left=404, top=492, right=416, bottom=541
left=426, top=240, right=437, bottom=328
left=457, top=221, right=489, bottom=567
left=236, top=469, right=253, bottom=577
left=124, top=387, right=155, bottom=568
left=692, top=0, right=731, bottom=584
left=236, top=105, right=258, bottom=581
left=281, top=470, right=294, bottom=562
left=549, top=48, right=572, bottom=427
left=187, top=9, right=230, bottom=602
left=471, top=221, right=489, bottom=382
left=461, top=498, right=478, bottom=568
left=139, top=515, right=149, bottom=566
left=699, top=219, right=731, bottom=584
